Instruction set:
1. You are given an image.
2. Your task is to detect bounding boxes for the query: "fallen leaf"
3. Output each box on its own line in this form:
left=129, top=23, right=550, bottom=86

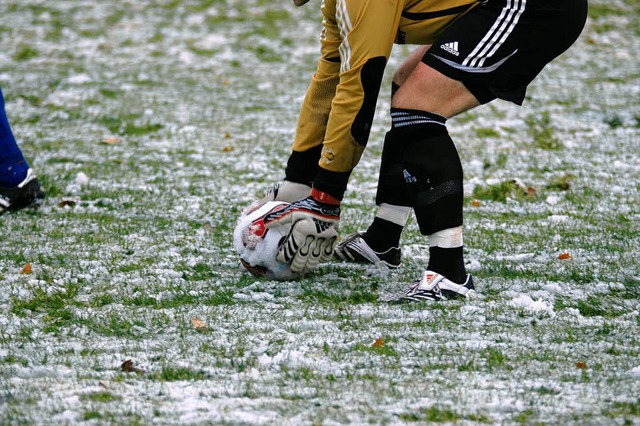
left=21, top=263, right=32, bottom=274
left=191, top=318, right=207, bottom=330
left=471, top=199, right=482, bottom=207
left=58, top=200, right=77, bottom=208
left=121, top=359, right=145, bottom=374
left=558, top=252, right=572, bottom=260
left=102, top=137, right=121, bottom=145
left=121, top=360, right=135, bottom=372
left=222, top=146, right=234, bottom=152
left=224, top=132, right=232, bottom=139
left=576, top=361, right=587, bottom=369
left=372, top=338, right=384, bottom=348
left=527, top=186, right=537, bottom=196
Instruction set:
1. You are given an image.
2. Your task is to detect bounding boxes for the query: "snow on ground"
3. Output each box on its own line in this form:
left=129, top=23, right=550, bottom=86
left=0, top=0, right=639, bottom=424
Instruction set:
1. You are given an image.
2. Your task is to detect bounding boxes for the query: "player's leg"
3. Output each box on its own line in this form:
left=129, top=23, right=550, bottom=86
left=399, top=0, right=586, bottom=291
left=377, top=65, right=478, bottom=287
left=391, top=45, right=430, bottom=96
left=335, top=44, right=478, bottom=269
left=334, top=46, right=435, bottom=267
left=0, top=86, right=30, bottom=187
left=393, top=63, right=480, bottom=116
left=378, top=0, right=588, bottom=302
left=0, top=86, right=44, bottom=213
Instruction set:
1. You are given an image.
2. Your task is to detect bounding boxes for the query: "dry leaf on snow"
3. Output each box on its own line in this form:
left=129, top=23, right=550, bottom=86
left=58, top=200, right=77, bottom=208
left=102, top=137, right=121, bottom=145
left=192, top=318, right=207, bottom=330
left=121, top=359, right=145, bottom=375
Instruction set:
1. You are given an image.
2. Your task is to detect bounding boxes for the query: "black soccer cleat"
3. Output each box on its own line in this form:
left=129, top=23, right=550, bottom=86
left=334, top=233, right=401, bottom=269
left=0, top=169, right=45, bottom=214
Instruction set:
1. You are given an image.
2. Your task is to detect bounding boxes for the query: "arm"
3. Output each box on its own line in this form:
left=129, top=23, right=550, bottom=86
left=267, top=0, right=405, bottom=273
left=311, top=0, right=405, bottom=200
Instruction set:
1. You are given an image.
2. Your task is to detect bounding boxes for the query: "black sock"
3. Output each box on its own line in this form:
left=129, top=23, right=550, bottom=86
left=362, top=217, right=403, bottom=253
left=427, top=246, right=466, bottom=284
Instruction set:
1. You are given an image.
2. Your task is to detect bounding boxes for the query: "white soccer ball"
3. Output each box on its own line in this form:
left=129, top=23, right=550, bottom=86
left=233, top=201, right=302, bottom=280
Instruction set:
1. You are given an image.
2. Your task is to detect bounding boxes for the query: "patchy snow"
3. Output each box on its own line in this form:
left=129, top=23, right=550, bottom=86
left=0, top=0, right=639, bottom=424
left=510, top=293, right=555, bottom=316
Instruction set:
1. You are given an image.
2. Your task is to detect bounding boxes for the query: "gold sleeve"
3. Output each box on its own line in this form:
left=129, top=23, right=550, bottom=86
left=292, top=0, right=479, bottom=178
left=293, top=0, right=404, bottom=174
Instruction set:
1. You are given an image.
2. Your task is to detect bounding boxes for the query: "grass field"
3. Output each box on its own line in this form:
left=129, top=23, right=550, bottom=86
left=1, top=0, right=639, bottom=424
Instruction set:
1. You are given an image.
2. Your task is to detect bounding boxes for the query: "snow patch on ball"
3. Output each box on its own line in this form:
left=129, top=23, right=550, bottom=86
left=233, top=201, right=302, bottom=280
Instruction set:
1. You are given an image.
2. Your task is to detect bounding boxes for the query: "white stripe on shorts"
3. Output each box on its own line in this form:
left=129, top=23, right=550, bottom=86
left=462, top=0, right=527, bottom=68
left=390, top=110, right=446, bottom=127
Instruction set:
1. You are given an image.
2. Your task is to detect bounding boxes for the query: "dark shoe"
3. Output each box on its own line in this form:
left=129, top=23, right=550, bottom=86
left=0, top=169, right=45, bottom=213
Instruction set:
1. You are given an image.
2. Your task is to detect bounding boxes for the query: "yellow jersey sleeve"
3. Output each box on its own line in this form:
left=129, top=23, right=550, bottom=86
left=292, top=0, right=479, bottom=178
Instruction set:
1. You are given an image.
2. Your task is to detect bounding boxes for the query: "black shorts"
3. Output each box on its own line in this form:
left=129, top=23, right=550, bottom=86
left=422, top=0, right=588, bottom=105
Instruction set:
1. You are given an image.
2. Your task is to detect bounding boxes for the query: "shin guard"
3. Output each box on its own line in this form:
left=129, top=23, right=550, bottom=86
left=375, top=108, right=463, bottom=235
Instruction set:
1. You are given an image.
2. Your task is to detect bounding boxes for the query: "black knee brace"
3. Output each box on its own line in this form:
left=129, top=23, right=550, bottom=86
left=375, top=109, right=463, bottom=235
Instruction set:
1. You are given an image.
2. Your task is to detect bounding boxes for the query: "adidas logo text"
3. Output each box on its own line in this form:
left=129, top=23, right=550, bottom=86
left=403, top=169, right=417, bottom=184
left=441, top=41, right=459, bottom=56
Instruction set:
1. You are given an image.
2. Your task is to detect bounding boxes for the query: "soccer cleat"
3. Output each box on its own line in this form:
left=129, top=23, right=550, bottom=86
left=383, top=270, right=476, bottom=303
left=334, top=233, right=401, bottom=269
left=439, top=272, right=476, bottom=300
left=0, top=168, right=45, bottom=213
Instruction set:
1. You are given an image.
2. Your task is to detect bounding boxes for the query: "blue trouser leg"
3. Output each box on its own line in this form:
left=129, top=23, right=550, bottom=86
left=0, top=86, right=29, bottom=186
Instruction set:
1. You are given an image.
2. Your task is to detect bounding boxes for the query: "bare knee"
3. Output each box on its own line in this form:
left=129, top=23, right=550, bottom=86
left=392, top=63, right=480, bottom=118
left=393, top=46, right=430, bottom=87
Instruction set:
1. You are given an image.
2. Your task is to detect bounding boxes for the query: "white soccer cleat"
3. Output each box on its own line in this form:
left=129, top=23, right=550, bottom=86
left=334, top=233, right=401, bottom=269
left=383, top=271, right=476, bottom=303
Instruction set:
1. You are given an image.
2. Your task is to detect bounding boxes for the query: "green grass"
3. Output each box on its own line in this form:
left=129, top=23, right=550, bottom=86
left=525, top=111, right=562, bottom=150
left=13, top=44, right=39, bottom=61
left=471, top=180, right=536, bottom=202
left=80, top=391, right=122, bottom=403
left=0, top=0, right=638, bottom=424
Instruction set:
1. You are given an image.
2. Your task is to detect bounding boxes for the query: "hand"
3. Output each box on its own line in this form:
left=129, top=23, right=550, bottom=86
left=263, top=192, right=340, bottom=273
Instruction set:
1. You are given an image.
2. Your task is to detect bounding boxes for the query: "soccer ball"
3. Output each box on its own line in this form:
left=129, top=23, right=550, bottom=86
left=233, top=201, right=302, bottom=280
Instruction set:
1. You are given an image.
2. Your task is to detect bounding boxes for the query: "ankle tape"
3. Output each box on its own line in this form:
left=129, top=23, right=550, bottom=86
left=428, top=226, right=463, bottom=248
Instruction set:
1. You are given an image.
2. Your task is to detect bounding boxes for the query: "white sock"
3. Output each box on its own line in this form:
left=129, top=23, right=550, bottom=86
left=376, top=203, right=411, bottom=227
left=278, top=181, right=312, bottom=202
